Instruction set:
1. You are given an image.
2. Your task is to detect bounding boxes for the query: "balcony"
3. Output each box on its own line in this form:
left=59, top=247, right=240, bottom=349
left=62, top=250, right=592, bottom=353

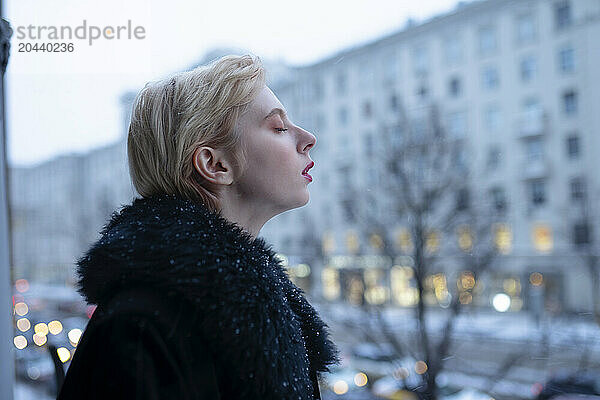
left=520, top=158, right=551, bottom=180
left=517, top=109, right=547, bottom=138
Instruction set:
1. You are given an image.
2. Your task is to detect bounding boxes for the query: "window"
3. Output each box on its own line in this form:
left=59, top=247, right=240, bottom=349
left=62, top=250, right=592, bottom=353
left=526, top=137, right=544, bottom=162
left=520, top=55, right=537, bottom=82
left=569, top=177, right=586, bottom=201
left=311, top=79, right=324, bottom=101
left=558, top=46, right=575, bottom=73
left=554, top=1, right=572, bottom=30
left=339, top=164, right=351, bottom=184
left=412, top=119, right=428, bottom=137
left=336, top=71, right=347, bottom=95
left=482, top=66, right=500, bottom=90
left=363, top=101, right=372, bottom=118
left=487, top=146, right=502, bottom=170
left=533, top=224, right=553, bottom=252
left=566, top=135, right=580, bottom=159
left=447, top=111, right=467, bottom=138
left=388, top=124, right=404, bottom=148
left=453, top=145, right=468, bottom=170
left=315, top=113, right=326, bottom=132
left=338, top=133, right=350, bottom=153
left=484, top=105, right=502, bottom=132
left=573, top=222, right=592, bottom=246
left=478, top=26, right=498, bottom=56
left=490, top=187, right=507, bottom=212
left=529, top=179, right=546, bottom=205
left=341, top=199, right=356, bottom=222
left=563, top=90, right=577, bottom=115
left=456, top=188, right=470, bottom=211
left=389, top=94, right=399, bottom=111
left=383, top=52, right=399, bottom=84
left=494, top=223, right=512, bottom=254
left=448, top=76, right=462, bottom=97
left=413, top=45, right=429, bottom=75
left=516, top=14, right=537, bottom=44
left=359, top=61, right=375, bottom=89
left=365, top=133, right=374, bottom=156
left=524, top=98, right=542, bottom=120
left=338, top=107, right=348, bottom=125
left=444, top=36, right=463, bottom=66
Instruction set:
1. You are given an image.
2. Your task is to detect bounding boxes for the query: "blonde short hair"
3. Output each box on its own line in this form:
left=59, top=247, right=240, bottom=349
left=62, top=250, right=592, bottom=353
left=127, top=54, right=266, bottom=212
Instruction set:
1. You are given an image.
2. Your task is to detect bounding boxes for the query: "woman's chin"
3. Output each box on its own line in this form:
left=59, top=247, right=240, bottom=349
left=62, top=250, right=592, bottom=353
left=287, top=191, right=310, bottom=211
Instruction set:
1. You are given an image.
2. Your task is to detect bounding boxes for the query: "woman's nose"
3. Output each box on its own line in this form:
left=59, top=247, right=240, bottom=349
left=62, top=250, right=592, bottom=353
left=298, top=126, right=316, bottom=153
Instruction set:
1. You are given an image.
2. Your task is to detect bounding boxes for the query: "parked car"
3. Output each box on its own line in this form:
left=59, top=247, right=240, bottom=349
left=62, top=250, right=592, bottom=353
left=443, top=387, right=494, bottom=400
left=320, top=365, right=370, bottom=396
left=535, top=371, right=600, bottom=400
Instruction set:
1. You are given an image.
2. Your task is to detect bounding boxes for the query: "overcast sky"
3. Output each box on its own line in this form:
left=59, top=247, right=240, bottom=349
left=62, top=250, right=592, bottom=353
left=5, top=0, right=460, bottom=167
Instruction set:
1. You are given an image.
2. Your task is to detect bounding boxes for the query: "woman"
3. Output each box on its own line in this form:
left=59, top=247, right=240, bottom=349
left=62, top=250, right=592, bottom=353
left=57, top=54, right=341, bottom=400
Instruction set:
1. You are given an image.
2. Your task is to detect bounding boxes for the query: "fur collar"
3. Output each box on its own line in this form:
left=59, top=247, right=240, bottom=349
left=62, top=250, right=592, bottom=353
left=76, top=193, right=341, bottom=399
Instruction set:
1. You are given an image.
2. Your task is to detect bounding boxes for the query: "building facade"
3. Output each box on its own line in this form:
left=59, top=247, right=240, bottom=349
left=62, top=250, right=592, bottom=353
left=264, top=0, right=600, bottom=314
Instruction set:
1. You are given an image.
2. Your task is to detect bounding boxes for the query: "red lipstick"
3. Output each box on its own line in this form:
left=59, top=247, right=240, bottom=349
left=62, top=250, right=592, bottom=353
left=302, top=161, right=314, bottom=182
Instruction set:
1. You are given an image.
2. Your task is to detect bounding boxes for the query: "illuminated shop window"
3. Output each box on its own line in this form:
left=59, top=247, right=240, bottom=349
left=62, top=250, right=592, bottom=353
left=457, top=271, right=476, bottom=305
left=457, top=225, right=473, bottom=252
left=426, top=230, right=440, bottom=254
left=532, top=223, right=553, bottom=252
left=390, top=265, right=419, bottom=307
left=322, top=231, right=335, bottom=255
left=493, top=223, right=512, bottom=254
left=347, top=275, right=365, bottom=306
left=369, top=234, right=384, bottom=250
left=424, top=273, right=450, bottom=307
left=395, top=228, right=413, bottom=253
left=345, top=230, right=360, bottom=254
left=322, top=267, right=340, bottom=301
left=363, top=268, right=389, bottom=305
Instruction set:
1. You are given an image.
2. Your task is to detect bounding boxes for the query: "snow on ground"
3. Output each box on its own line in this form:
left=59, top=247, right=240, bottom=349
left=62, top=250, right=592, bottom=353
left=318, top=302, right=600, bottom=349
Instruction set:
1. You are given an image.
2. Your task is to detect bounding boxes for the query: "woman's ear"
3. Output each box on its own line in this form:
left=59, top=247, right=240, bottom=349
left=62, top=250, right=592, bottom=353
left=192, top=146, right=234, bottom=186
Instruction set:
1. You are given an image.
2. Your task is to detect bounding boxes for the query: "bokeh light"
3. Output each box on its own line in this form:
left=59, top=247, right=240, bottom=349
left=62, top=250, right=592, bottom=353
left=33, top=333, right=47, bottom=346
left=530, top=272, right=543, bottom=286
left=13, top=335, right=27, bottom=350
left=68, top=328, right=83, bottom=346
left=393, top=367, right=410, bottom=380
left=354, top=372, right=368, bottom=387
left=15, top=279, right=30, bottom=293
left=34, top=322, right=49, bottom=336
left=27, top=366, right=40, bottom=380
left=415, top=360, right=428, bottom=374
left=16, top=318, right=31, bottom=332
left=48, top=320, right=63, bottom=335
left=57, top=347, right=71, bottom=363
left=492, top=293, right=511, bottom=312
left=14, top=302, right=28, bottom=316
left=333, top=380, right=349, bottom=395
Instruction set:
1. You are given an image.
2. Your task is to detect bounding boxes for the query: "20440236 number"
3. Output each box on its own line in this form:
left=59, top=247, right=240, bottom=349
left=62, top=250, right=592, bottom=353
left=18, top=42, right=74, bottom=52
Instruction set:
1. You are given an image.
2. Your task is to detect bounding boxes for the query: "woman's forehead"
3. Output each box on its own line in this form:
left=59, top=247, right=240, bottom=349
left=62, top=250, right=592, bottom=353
left=252, top=86, right=285, bottom=120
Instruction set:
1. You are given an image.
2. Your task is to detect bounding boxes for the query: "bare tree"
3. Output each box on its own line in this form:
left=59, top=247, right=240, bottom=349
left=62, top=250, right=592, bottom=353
left=298, top=212, right=327, bottom=299
left=348, top=100, right=508, bottom=399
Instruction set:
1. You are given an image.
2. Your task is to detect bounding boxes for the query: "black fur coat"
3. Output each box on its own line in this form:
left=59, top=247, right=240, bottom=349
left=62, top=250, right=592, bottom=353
left=57, top=193, right=341, bottom=400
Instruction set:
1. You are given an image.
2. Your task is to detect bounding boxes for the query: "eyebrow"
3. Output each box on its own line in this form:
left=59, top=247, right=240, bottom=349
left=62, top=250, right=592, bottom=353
left=264, top=107, right=288, bottom=120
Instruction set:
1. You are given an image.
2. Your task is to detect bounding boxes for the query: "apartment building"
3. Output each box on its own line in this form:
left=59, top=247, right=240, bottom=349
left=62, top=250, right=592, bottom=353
left=263, top=0, right=600, bottom=313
